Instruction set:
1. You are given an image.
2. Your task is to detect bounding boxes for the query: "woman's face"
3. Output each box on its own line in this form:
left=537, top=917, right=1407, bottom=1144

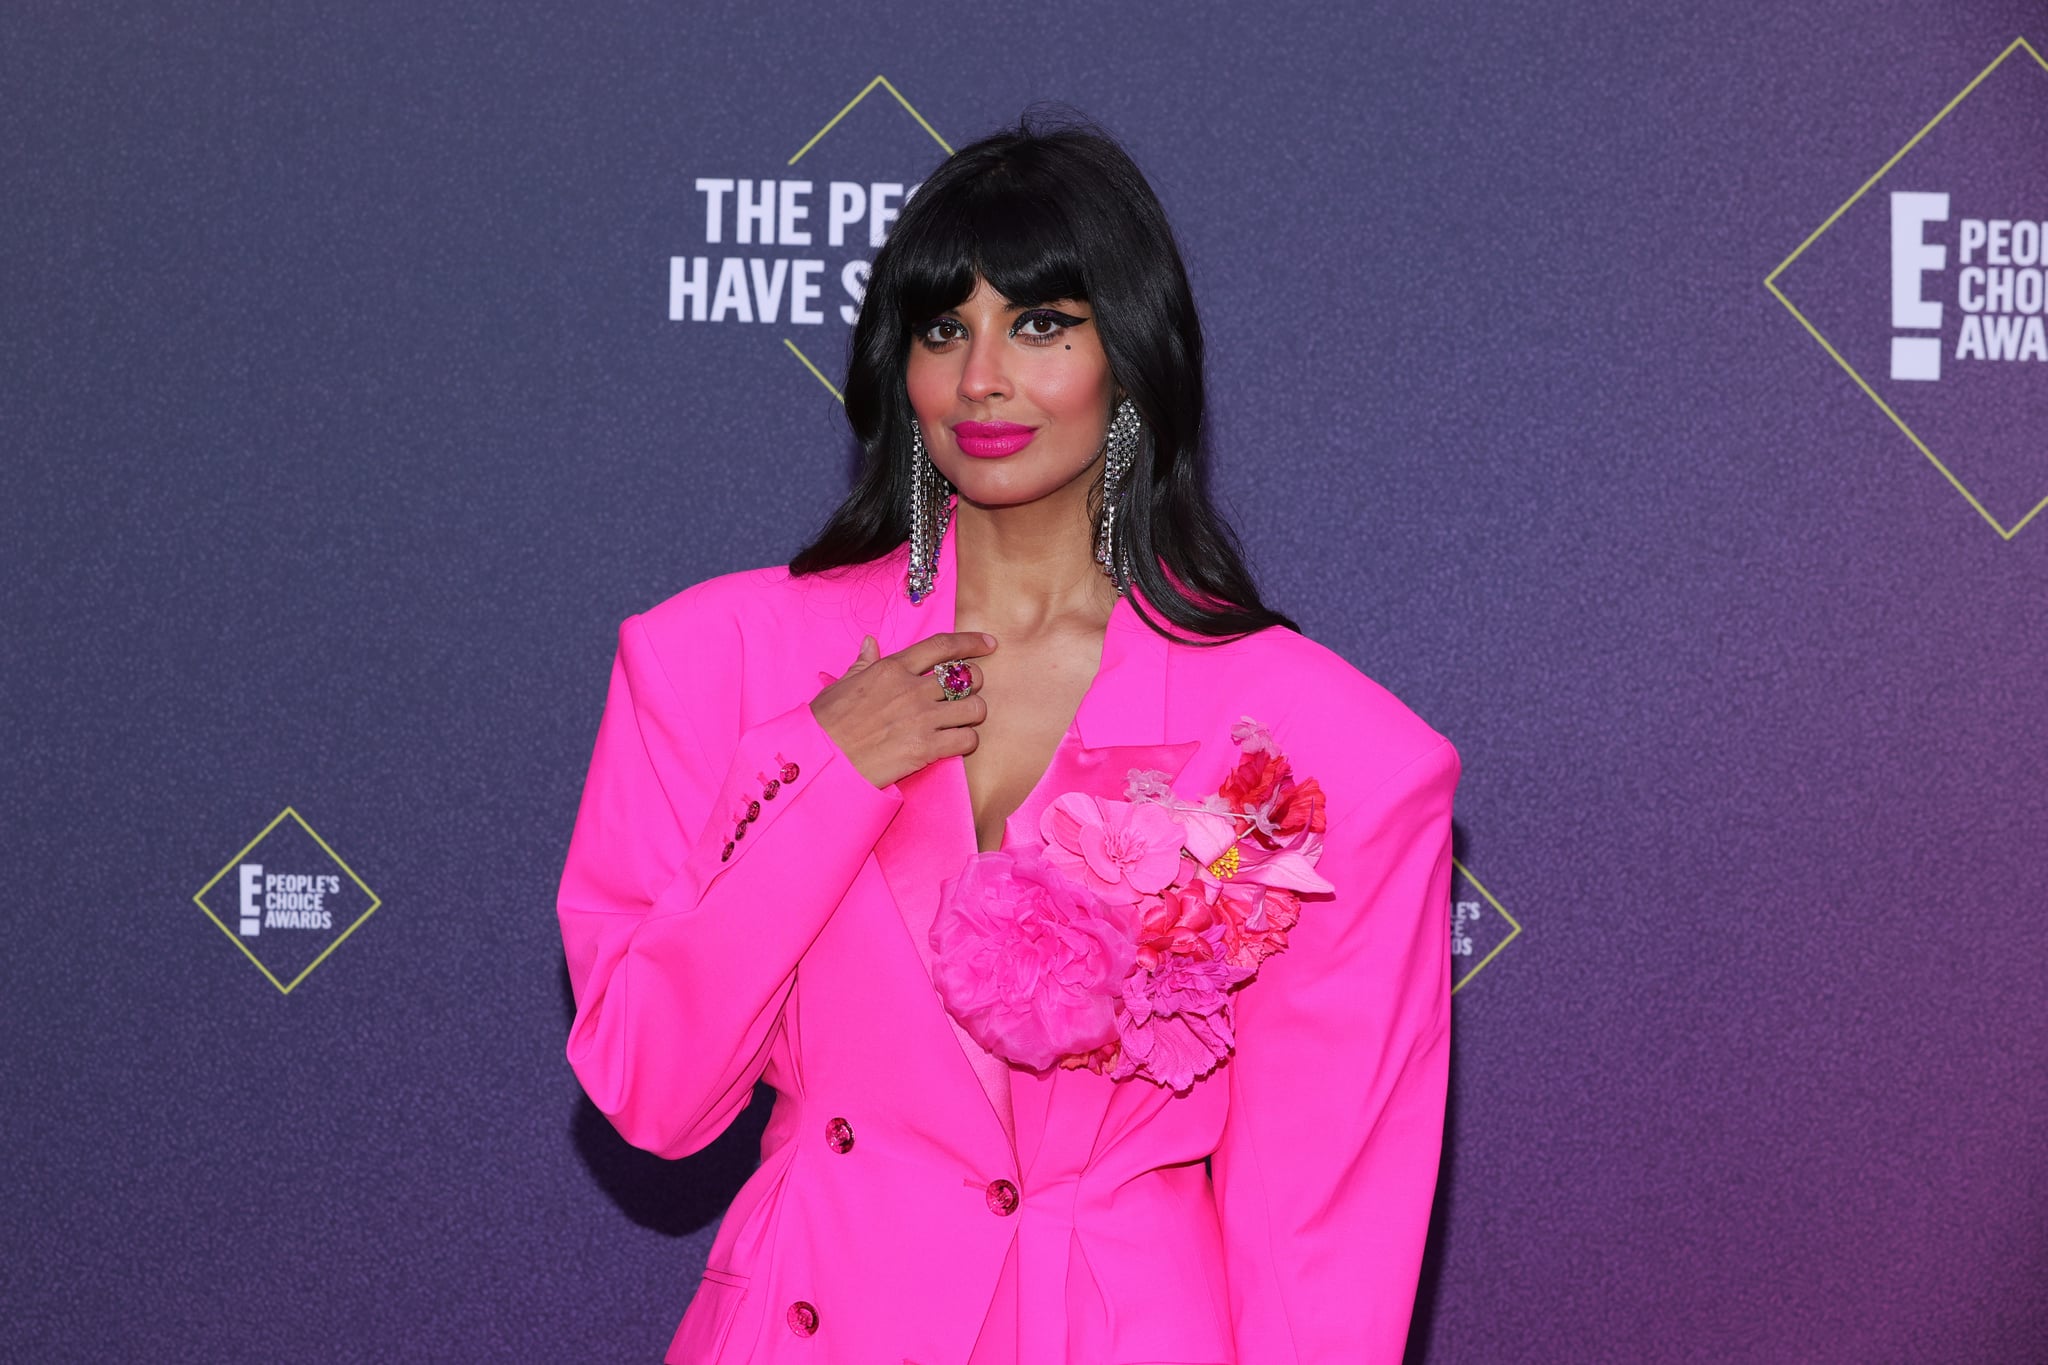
left=904, top=275, right=1118, bottom=510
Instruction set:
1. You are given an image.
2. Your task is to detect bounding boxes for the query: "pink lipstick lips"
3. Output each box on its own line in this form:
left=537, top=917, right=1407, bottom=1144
left=952, top=420, right=1038, bottom=458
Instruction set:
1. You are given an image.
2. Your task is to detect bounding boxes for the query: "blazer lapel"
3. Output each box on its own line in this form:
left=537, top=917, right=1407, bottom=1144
left=870, top=507, right=1018, bottom=1152
left=1016, top=577, right=1203, bottom=1186
left=865, top=502, right=1200, bottom=1173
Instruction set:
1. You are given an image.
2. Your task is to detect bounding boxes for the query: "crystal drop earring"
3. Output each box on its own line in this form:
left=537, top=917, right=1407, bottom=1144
left=905, top=418, right=953, bottom=603
left=1094, top=397, right=1142, bottom=588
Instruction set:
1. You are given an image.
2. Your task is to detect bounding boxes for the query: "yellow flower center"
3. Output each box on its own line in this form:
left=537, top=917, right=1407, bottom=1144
left=1207, top=844, right=1241, bottom=880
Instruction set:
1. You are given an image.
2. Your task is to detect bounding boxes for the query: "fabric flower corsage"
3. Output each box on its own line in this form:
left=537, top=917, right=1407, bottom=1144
left=929, top=716, right=1331, bottom=1093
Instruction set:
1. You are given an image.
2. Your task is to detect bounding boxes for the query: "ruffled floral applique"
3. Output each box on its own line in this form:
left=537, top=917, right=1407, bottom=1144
left=929, top=716, right=1331, bottom=1093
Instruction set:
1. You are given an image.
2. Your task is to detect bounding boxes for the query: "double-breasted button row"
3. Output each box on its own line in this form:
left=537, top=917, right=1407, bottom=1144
left=721, top=757, right=803, bottom=862
left=824, top=1117, right=854, bottom=1154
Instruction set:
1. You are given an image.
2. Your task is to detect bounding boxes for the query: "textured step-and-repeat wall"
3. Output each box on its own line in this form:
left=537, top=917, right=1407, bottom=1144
left=6, top=3, right=2043, bottom=1361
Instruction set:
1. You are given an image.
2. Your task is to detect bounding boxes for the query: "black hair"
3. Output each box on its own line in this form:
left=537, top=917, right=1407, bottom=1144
left=787, top=108, right=1297, bottom=643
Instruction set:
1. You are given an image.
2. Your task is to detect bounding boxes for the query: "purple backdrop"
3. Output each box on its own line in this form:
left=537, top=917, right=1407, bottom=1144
left=4, top=2, right=2044, bottom=1361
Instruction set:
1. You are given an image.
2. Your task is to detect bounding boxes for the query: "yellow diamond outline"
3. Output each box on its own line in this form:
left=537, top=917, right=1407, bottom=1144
left=787, top=74, right=952, bottom=167
left=782, top=75, right=952, bottom=401
left=1450, top=858, right=1521, bottom=995
left=784, top=336, right=844, bottom=402
left=192, top=807, right=382, bottom=996
left=1765, top=36, right=2048, bottom=541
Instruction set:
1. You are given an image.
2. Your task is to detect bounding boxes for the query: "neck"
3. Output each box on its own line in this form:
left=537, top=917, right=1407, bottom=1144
left=951, top=485, right=1119, bottom=634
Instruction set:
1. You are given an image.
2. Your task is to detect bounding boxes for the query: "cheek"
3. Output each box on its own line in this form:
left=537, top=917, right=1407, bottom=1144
left=1025, top=354, right=1116, bottom=425
left=904, top=352, right=950, bottom=421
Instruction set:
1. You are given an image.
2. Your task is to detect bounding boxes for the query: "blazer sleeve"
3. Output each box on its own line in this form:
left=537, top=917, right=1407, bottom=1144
left=1211, top=734, right=1459, bottom=1364
left=556, top=605, right=904, bottom=1157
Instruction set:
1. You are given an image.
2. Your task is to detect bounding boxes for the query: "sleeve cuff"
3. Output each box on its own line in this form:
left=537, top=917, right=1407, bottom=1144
left=663, top=696, right=904, bottom=910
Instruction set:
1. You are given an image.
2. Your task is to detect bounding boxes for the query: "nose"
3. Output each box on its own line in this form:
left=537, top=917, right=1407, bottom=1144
left=957, top=330, right=1010, bottom=404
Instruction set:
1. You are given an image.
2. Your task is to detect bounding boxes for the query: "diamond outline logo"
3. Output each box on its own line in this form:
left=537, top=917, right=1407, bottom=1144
left=779, top=75, right=953, bottom=403
left=192, top=807, right=382, bottom=995
left=1765, top=36, right=2048, bottom=541
left=1450, top=858, right=1521, bottom=995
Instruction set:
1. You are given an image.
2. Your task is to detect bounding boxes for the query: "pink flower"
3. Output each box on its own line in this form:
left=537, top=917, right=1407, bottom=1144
left=1123, top=927, right=1254, bottom=1020
left=1133, top=881, right=1220, bottom=970
left=1040, top=793, right=1186, bottom=904
left=929, top=845, right=1137, bottom=1071
left=1230, top=715, right=1276, bottom=754
left=1105, top=1011, right=1236, bottom=1093
left=1176, top=804, right=1333, bottom=897
left=1105, top=926, right=1254, bottom=1091
left=1123, top=768, right=1174, bottom=804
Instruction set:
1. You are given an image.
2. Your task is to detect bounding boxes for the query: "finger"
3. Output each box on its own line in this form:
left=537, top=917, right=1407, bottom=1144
left=841, top=634, right=882, bottom=678
left=898, top=631, right=998, bottom=675
left=932, top=723, right=981, bottom=758
left=931, top=693, right=988, bottom=728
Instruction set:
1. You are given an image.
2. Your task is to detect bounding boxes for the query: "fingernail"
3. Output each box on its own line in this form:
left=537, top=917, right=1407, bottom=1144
left=981, top=633, right=996, bottom=647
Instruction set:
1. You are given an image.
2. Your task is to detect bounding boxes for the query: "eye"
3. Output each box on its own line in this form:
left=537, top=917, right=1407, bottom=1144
left=916, top=317, right=967, bottom=348
left=1011, top=309, right=1086, bottom=344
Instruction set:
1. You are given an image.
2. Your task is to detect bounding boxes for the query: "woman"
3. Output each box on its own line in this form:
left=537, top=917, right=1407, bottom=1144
left=557, top=115, right=1459, bottom=1364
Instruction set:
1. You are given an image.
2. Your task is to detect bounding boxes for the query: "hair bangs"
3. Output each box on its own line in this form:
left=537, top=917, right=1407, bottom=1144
left=889, top=174, right=1090, bottom=326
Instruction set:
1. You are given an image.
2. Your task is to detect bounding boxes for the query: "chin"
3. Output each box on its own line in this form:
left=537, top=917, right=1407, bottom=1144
left=950, top=479, right=1063, bottom=511
left=943, top=457, right=1096, bottom=510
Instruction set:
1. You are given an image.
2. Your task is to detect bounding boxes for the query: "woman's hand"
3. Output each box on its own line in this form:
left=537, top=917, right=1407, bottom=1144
left=810, top=631, right=997, bottom=790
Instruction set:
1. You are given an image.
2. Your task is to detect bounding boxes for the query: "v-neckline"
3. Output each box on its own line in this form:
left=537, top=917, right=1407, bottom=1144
left=898, top=493, right=1166, bottom=857
left=954, top=594, right=1124, bottom=857
left=983, top=711, right=1088, bottom=854
left=966, top=617, right=1121, bottom=851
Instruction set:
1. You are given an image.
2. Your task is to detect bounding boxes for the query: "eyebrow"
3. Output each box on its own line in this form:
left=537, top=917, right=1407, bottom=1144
left=988, top=300, right=1089, bottom=315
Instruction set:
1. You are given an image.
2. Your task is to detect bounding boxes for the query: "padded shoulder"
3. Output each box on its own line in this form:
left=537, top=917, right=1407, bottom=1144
left=637, top=563, right=793, bottom=640
left=1176, top=625, right=1453, bottom=819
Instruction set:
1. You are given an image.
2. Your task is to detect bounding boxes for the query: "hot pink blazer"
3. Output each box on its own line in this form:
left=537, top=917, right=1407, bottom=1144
left=557, top=515, right=1459, bottom=1364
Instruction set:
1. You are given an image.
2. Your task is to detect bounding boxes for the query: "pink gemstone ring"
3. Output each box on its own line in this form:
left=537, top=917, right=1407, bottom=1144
left=934, top=659, right=975, bottom=701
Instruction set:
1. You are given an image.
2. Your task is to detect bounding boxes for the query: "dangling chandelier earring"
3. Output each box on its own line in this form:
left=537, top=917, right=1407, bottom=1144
left=905, top=418, right=954, bottom=604
left=1094, top=397, right=1143, bottom=589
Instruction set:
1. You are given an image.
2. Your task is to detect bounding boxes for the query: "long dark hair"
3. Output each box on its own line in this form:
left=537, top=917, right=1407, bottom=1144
left=788, top=110, right=1297, bottom=643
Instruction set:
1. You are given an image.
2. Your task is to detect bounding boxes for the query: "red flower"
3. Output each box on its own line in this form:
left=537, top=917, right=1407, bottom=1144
left=1268, top=775, right=1326, bottom=844
left=1218, top=749, right=1288, bottom=813
left=1213, top=885, right=1302, bottom=969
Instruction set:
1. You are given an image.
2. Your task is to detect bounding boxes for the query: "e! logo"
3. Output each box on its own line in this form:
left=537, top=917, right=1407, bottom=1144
left=238, top=862, right=263, bottom=937
left=1890, top=191, right=1949, bottom=381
